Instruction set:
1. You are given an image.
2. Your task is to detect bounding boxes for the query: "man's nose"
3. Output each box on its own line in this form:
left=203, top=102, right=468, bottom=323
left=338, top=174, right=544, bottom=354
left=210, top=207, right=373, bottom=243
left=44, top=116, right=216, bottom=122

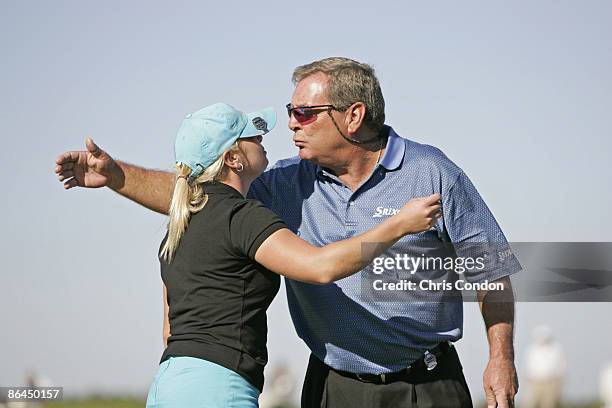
left=288, top=112, right=301, bottom=132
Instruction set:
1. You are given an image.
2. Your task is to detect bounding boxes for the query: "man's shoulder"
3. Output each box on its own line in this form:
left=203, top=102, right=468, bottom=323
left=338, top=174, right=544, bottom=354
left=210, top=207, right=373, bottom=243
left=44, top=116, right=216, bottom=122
left=269, top=155, right=302, bottom=170
left=397, top=133, right=464, bottom=184
left=270, top=155, right=314, bottom=170
left=404, top=137, right=455, bottom=166
left=264, top=155, right=317, bottom=180
left=249, top=155, right=317, bottom=202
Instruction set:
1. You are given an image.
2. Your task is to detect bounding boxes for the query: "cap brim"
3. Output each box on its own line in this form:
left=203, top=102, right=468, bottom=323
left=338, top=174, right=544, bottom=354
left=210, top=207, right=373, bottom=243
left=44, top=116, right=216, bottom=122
left=240, top=107, right=277, bottom=138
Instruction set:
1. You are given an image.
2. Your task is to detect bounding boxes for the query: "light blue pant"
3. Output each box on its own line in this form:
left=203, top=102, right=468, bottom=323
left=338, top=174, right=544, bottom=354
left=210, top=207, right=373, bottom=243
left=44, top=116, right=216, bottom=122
left=146, top=356, right=259, bottom=408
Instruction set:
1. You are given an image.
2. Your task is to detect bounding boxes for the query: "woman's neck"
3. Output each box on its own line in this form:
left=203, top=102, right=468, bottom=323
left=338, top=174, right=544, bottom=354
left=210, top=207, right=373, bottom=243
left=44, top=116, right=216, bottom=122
left=219, top=174, right=252, bottom=198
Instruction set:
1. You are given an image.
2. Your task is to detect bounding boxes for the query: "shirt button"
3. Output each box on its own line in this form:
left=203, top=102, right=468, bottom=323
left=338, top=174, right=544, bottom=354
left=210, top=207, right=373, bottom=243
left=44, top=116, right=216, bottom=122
left=349, top=201, right=355, bottom=206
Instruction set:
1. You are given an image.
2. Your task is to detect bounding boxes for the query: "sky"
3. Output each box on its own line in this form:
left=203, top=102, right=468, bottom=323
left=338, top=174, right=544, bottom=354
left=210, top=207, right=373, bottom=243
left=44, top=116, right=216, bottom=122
left=1, top=0, right=611, bottom=404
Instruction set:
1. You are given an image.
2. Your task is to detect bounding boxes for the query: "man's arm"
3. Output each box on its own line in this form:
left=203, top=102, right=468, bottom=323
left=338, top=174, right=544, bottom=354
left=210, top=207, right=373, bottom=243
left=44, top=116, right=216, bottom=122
left=55, top=137, right=174, bottom=214
left=110, top=161, right=174, bottom=214
left=477, top=276, right=518, bottom=408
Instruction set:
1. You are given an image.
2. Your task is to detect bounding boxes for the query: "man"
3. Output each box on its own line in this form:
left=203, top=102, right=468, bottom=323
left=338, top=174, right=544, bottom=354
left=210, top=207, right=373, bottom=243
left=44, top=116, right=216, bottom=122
left=55, top=57, right=520, bottom=408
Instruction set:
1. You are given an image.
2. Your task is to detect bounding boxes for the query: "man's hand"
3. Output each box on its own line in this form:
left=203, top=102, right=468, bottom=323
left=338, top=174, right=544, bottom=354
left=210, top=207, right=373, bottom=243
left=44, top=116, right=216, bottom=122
left=483, top=356, right=518, bottom=408
left=55, top=137, right=173, bottom=213
left=55, top=137, right=124, bottom=190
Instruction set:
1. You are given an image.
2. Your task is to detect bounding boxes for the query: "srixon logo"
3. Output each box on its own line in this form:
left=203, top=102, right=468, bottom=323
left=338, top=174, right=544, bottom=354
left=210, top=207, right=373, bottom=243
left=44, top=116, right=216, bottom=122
left=372, top=206, right=400, bottom=218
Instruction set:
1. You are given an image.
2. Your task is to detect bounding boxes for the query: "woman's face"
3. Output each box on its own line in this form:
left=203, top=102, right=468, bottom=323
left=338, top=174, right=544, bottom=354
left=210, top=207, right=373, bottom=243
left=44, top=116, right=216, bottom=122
left=238, top=135, right=268, bottom=177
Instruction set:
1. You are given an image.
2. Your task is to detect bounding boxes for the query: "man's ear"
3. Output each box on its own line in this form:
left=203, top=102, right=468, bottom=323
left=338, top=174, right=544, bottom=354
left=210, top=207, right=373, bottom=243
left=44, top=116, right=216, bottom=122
left=346, top=102, right=366, bottom=136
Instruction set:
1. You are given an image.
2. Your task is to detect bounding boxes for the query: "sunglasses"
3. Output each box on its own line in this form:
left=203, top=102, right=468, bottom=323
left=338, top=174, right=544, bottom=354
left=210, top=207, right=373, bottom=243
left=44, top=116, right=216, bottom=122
left=286, top=103, right=337, bottom=125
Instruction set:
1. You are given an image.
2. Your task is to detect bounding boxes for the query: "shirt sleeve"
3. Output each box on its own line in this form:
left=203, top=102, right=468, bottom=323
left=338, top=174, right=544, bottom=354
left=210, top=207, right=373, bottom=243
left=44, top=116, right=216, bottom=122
left=443, top=171, right=522, bottom=283
left=229, top=199, right=288, bottom=260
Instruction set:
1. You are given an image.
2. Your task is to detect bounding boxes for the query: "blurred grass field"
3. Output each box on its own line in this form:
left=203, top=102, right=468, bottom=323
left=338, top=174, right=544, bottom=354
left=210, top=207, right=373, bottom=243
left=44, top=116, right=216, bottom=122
left=45, top=398, right=144, bottom=407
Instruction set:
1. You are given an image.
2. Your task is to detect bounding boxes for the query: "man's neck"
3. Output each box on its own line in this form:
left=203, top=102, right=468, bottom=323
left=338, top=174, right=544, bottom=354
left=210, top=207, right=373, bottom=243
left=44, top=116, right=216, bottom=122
left=329, top=139, right=386, bottom=191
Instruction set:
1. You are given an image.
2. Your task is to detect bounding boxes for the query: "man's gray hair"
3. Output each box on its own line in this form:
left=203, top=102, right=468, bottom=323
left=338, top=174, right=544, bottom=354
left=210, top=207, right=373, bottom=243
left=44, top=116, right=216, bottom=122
left=292, top=57, right=386, bottom=133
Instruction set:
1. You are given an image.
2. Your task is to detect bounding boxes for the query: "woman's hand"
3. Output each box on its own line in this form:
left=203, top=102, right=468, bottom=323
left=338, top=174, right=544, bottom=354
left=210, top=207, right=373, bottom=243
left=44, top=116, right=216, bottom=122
left=396, top=193, right=442, bottom=235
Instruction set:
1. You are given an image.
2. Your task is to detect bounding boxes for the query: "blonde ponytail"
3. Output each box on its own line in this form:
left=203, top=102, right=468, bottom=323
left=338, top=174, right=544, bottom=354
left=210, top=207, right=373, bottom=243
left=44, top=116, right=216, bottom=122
left=160, top=141, right=240, bottom=262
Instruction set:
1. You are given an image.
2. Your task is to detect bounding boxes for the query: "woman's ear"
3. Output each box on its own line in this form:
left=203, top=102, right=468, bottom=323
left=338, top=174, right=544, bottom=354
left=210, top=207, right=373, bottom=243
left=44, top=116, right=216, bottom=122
left=223, top=150, right=241, bottom=170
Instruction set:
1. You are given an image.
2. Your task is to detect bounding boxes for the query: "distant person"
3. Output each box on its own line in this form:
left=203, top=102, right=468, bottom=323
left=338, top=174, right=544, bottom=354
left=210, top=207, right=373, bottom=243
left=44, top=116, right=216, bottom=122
left=259, top=364, right=295, bottom=408
left=601, top=361, right=612, bottom=408
left=55, top=57, right=521, bottom=408
left=525, top=326, right=566, bottom=408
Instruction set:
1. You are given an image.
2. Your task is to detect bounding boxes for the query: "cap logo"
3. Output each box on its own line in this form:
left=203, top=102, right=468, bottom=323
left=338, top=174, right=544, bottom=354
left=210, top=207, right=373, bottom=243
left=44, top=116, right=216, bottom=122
left=252, top=117, right=269, bottom=134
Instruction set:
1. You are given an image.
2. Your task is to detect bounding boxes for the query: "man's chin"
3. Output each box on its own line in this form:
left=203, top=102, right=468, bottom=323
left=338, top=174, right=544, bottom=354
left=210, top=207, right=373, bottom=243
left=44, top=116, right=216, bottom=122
left=297, top=150, right=322, bottom=166
left=298, top=148, right=312, bottom=160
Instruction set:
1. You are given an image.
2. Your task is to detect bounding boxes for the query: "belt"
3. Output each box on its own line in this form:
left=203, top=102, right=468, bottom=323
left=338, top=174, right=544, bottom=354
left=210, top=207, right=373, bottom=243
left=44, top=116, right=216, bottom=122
left=332, top=342, right=453, bottom=384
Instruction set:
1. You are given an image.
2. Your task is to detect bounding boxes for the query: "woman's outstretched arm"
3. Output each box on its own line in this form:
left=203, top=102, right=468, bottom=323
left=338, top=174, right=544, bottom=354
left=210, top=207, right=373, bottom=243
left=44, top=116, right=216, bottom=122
left=255, top=194, right=441, bottom=284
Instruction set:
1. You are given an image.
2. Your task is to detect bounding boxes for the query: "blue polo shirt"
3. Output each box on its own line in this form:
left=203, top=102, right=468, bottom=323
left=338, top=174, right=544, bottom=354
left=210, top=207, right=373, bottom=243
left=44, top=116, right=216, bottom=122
left=249, top=126, right=521, bottom=374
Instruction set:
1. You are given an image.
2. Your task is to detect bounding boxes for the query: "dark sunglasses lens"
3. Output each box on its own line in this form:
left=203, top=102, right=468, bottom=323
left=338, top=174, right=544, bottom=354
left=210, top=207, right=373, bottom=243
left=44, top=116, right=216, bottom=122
left=296, top=108, right=319, bottom=124
left=294, top=108, right=307, bottom=119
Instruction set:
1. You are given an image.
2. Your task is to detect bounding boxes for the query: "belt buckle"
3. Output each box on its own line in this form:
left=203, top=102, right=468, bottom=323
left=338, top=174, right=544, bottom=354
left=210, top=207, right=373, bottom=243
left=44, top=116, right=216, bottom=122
left=423, top=351, right=438, bottom=371
left=355, top=373, right=386, bottom=384
left=355, top=373, right=367, bottom=383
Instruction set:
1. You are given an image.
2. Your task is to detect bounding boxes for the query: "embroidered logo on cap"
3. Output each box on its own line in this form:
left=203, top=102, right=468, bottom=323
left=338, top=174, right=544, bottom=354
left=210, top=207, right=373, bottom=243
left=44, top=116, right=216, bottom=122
left=252, top=117, right=269, bottom=134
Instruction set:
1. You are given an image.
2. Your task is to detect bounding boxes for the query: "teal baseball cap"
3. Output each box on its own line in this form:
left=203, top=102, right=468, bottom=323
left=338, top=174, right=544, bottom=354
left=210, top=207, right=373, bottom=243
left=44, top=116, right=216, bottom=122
left=175, top=102, right=276, bottom=179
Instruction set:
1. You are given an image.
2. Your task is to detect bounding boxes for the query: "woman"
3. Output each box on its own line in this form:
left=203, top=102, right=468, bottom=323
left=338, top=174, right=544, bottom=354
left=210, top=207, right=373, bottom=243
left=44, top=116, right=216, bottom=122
left=146, top=103, right=441, bottom=407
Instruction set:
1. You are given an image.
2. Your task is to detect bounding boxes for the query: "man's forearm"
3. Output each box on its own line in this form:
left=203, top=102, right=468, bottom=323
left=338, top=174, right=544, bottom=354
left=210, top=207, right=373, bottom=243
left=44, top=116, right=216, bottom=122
left=109, top=161, right=174, bottom=215
left=484, top=312, right=514, bottom=360
left=478, top=277, right=515, bottom=358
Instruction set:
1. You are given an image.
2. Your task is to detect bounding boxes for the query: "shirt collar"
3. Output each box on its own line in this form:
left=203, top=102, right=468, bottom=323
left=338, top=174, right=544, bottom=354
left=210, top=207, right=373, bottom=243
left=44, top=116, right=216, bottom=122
left=202, top=181, right=244, bottom=198
left=378, top=126, right=405, bottom=171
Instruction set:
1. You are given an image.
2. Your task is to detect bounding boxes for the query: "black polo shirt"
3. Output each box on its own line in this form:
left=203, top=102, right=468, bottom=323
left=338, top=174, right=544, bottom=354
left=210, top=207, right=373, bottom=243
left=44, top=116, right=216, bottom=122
left=160, top=181, right=287, bottom=391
